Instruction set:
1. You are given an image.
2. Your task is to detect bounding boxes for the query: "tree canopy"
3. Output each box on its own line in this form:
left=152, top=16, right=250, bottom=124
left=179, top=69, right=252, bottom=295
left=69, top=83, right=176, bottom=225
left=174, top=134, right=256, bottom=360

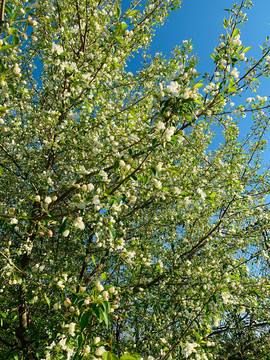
left=1, top=0, right=270, bottom=359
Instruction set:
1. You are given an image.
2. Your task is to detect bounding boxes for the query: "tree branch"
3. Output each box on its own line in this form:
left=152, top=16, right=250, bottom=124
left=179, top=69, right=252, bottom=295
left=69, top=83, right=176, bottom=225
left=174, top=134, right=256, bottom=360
left=0, top=0, right=5, bottom=34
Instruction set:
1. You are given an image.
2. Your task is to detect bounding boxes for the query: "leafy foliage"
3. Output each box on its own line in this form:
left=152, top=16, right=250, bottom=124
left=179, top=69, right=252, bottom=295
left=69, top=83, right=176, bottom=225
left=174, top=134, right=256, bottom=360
left=0, top=0, right=270, bottom=359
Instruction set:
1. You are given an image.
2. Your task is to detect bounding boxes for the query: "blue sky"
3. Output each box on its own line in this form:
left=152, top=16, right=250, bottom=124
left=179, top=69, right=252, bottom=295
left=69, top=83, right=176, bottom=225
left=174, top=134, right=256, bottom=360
left=150, top=0, right=270, bottom=74
left=126, top=0, right=270, bottom=164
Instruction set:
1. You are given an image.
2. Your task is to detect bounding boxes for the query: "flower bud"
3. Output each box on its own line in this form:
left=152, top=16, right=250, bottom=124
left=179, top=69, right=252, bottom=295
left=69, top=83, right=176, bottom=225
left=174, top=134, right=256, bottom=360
left=93, top=337, right=100, bottom=344
left=64, top=298, right=71, bottom=307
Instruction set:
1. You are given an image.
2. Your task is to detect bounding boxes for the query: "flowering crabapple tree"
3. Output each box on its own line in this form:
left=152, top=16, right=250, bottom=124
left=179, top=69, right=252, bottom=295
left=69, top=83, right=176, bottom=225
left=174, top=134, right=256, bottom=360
left=1, top=0, right=270, bottom=359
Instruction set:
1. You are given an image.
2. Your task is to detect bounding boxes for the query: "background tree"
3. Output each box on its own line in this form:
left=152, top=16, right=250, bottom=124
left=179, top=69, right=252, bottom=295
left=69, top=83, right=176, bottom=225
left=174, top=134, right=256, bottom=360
left=1, top=0, right=270, bottom=359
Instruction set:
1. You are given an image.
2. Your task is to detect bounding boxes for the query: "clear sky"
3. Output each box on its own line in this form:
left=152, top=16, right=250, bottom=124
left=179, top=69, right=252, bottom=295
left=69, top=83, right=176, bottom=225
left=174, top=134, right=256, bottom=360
left=126, top=0, right=270, bottom=164
left=149, top=0, right=270, bottom=75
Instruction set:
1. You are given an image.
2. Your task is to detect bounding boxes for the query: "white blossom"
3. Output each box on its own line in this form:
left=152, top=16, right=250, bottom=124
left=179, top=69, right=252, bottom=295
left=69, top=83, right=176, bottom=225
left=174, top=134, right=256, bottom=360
left=13, top=64, right=21, bottom=75
left=165, top=126, right=175, bottom=141
left=232, top=34, right=242, bottom=46
left=73, top=217, right=85, bottom=230
left=153, top=179, right=162, bottom=189
left=51, top=43, right=64, bottom=55
left=92, top=195, right=100, bottom=205
left=231, top=67, right=240, bottom=79
left=68, top=322, right=76, bottom=336
left=93, top=337, right=101, bottom=344
left=129, top=195, right=137, bottom=203
left=165, top=81, right=180, bottom=96
left=155, top=121, right=166, bottom=131
left=197, top=188, right=206, bottom=200
left=95, top=346, right=106, bottom=356
left=88, top=183, right=95, bottom=191
left=97, top=284, right=104, bottom=292
left=182, top=343, right=198, bottom=358
left=156, top=162, right=163, bottom=172
left=62, top=230, right=70, bottom=237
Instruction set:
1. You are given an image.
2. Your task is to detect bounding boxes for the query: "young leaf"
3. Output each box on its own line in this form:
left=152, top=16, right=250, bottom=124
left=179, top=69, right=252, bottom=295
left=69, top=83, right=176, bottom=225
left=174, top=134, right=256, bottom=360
left=127, top=10, right=139, bottom=17
left=231, top=28, right=240, bottom=38
left=242, top=46, right=252, bottom=53
left=115, top=6, right=121, bottom=18
left=194, top=82, right=204, bottom=88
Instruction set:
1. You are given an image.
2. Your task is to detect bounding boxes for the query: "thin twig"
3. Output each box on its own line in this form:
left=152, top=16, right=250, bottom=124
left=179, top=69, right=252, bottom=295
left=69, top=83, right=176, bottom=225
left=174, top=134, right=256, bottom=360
left=0, top=0, right=5, bottom=34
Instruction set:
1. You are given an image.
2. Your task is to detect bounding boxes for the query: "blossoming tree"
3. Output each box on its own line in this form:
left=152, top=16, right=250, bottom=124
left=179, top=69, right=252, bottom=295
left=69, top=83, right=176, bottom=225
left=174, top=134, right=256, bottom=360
left=1, top=0, right=270, bottom=359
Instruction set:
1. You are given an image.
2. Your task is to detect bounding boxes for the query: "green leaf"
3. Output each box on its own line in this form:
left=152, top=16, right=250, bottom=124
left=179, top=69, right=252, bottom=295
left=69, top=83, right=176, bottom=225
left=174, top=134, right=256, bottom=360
left=194, top=331, right=201, bottom=342
left=228, top=274, right=239, bottom=280
left=114, top=160, right=119, bottom=169
left=44, top=294, right=50, bottom=308
left=228, top=86, right=237, bottom=93
left=127, top=10, right=139, bottom=17
left=223, top=18, right=228, bottom=29
left=92, top=304, right=101, bottom=321
left=232, top=28, right=240, bottom=38
left=56, top=51, right=67, bottom=57
left=77, top=333, right=84, bottom=348
left=80, top=312, right=89, bottom=330
left=4, top=4, right=12, bottom=17
left=120, top=355, right=138, bottom=360
left=72, top=351, right=82, bottom=360
left=116, top=35, right=124, bottom=43
left=9, top=28, right=17, bottom=35
left=100, top=308, right=109, bottom=328
left=115, top=6, right=121, bottom=18
left=0, top=44, right=16, bottom=51
left=131, top=354, right=140, bottom=360
left=13, top=34, right=20, bottom=46
left=194, top=82, right=204, bottom=88
left=0, top=59, right=5, bottom=73
left=59, top=217, right=68, bottom=235
left=151, top=167, right=156, bottom=175
left=242, top=46, right=252, bottom=53
left=103, top=352, right=119, bottom=360
left=8, top=84, right=15, bottom=97
left=166, top=167, right=181, bottom=174
left=121, top=22, right=128, bottom=30
left=140, top=175, right=147, bottom=184
left=101, top=272, right=107, bottom=280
